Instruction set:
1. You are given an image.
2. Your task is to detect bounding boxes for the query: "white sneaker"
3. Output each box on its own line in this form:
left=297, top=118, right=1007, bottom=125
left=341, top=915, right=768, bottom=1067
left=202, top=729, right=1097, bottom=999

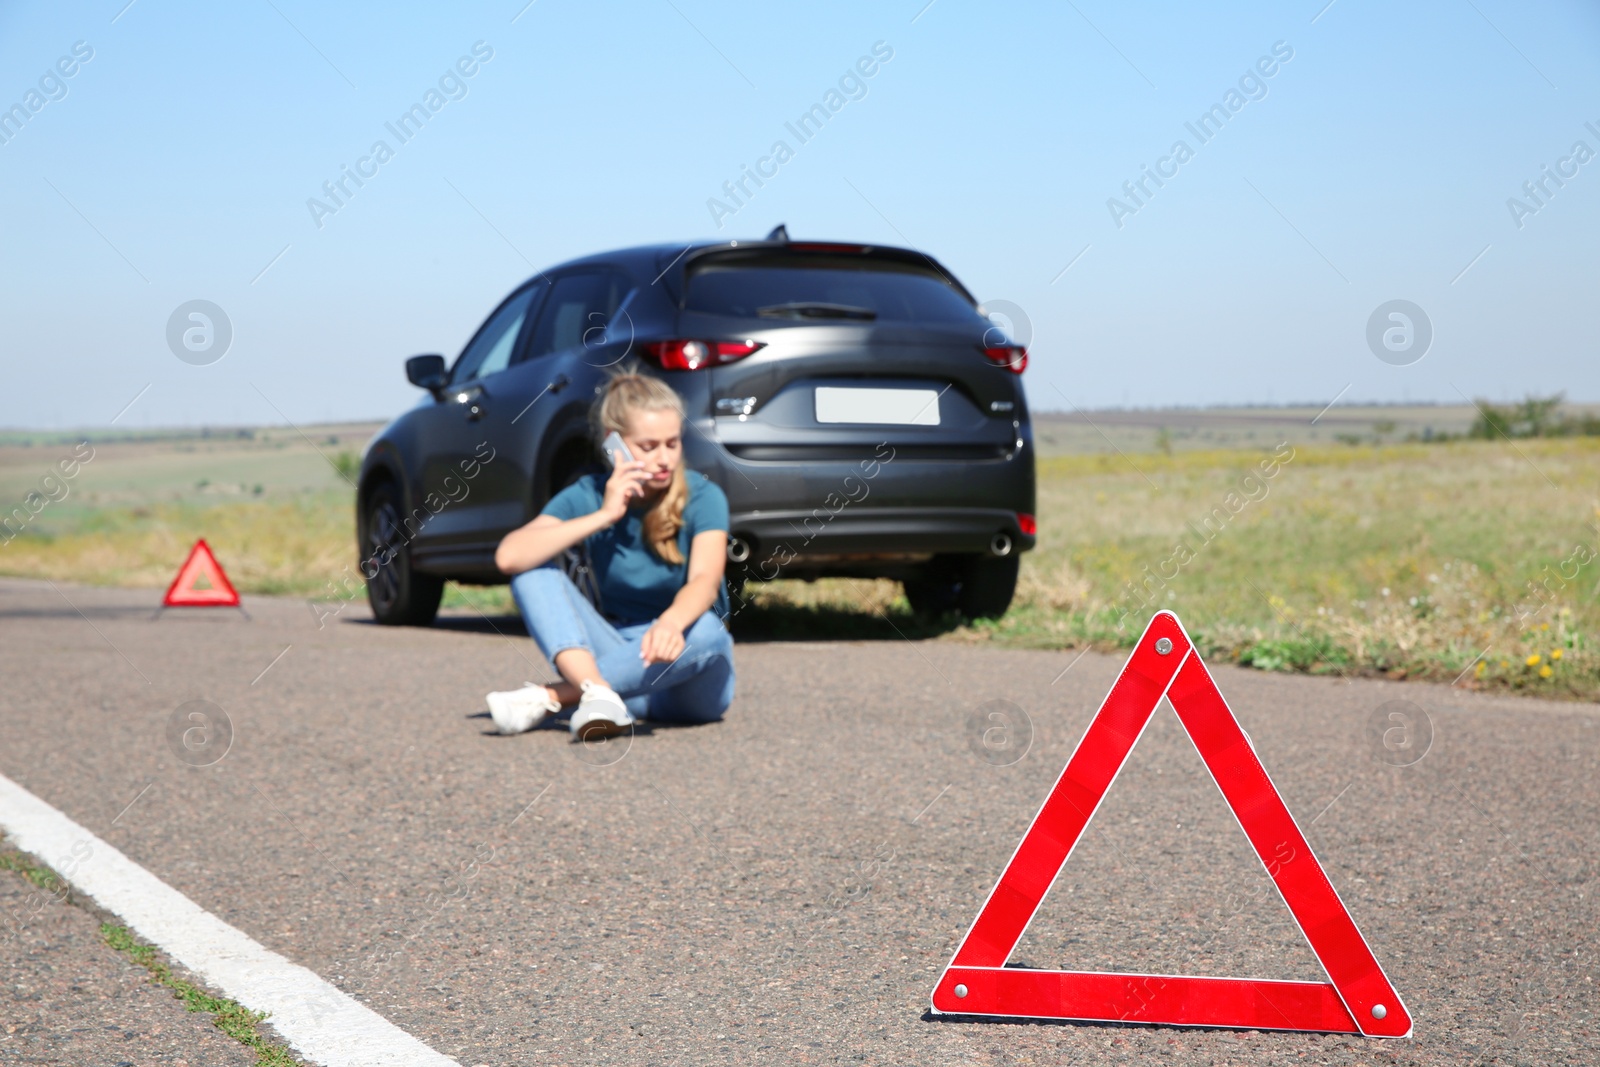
left=486, top=682, right=561, bottom=734
left=569, top=680, right=634, bottom=741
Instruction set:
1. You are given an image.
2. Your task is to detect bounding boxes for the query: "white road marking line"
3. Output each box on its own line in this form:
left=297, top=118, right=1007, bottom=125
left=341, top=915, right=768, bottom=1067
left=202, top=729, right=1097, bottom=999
left=0, top=772, right=457, bottom=1067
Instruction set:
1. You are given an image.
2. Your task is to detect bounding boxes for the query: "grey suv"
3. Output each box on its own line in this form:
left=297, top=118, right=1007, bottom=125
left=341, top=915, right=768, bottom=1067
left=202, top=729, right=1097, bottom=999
left=357, top=228, right=1036, bottom=626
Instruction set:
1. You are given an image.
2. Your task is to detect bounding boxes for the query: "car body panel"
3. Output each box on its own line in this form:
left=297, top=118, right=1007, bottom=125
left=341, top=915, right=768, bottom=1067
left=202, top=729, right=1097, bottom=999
left=359, top=239, right=1035, bottom=585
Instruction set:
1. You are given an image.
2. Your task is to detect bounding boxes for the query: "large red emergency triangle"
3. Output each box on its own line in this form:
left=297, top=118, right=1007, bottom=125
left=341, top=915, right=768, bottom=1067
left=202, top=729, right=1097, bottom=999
left=931, top=610, right=1411, bottom=1037
left=162, top=539, right=241, bottom=607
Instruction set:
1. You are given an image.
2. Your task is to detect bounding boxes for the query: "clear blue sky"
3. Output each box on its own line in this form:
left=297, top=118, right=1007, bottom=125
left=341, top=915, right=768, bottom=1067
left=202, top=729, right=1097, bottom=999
left=2, top=0, right=1597, bottom=429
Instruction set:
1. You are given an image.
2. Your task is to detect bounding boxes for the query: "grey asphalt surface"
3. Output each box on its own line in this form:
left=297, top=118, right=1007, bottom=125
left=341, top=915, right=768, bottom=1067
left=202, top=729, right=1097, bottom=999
left=0, top=575, right=1595, bottom=1066
left=1, top=836, right=255, bottom=1066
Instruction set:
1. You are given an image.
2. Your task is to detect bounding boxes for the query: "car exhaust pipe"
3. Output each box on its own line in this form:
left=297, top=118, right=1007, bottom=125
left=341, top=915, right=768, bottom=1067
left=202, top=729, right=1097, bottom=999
left=727, top=536, right=752, bottom=563
left=990, top=532, right=1013, bottom=558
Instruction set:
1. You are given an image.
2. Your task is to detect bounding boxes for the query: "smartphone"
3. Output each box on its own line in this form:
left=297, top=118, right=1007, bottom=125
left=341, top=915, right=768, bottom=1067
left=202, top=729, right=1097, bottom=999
left=601, top=431, right=634, bottom=467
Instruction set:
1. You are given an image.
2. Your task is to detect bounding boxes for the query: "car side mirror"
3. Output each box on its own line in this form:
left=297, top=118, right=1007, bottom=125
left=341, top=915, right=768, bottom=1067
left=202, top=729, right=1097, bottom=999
left=406, top=354, right=447, bottom=395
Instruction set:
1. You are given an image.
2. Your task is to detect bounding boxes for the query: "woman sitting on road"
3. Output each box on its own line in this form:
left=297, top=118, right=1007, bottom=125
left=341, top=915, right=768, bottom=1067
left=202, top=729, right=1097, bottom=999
left=487, top=373, right=735, bottom=739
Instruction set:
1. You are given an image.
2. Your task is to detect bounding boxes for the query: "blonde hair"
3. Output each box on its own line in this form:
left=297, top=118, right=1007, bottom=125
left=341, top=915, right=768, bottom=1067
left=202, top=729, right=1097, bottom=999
left=595, top=372, right=690, bottom=565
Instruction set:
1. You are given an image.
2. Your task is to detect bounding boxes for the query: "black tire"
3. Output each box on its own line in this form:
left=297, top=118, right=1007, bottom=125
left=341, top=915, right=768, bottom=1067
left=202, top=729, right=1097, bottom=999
left=957, top=554, right=1021, bottom=620
left=548, top=440, right=601, bottom=498
left=362, top=481, right=444, bottom=626
left=724, top=560, right=751, bottom=609
left=903, top=553, right=1021, bottom=621
left=903, top=555, right=962, bottom=617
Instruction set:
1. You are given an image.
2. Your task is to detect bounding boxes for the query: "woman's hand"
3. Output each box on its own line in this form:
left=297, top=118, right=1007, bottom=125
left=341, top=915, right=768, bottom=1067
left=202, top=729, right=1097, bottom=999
left=640, top=618, right=686, bottom=665
left=600, top=460, right=651, bottom=522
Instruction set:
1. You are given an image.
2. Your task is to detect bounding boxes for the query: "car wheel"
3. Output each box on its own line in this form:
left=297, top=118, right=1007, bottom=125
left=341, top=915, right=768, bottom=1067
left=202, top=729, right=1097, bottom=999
left=362, top=481, right=444, bottom=626
left=548, top=439, right=601, bottom=497
left=724, top=561, right=751, bottom=608
left=904, top=553, right=1020, bottom=620
left=957, top=554, right=1021, bottom=620
left=903, top=555, right=962, bottom=617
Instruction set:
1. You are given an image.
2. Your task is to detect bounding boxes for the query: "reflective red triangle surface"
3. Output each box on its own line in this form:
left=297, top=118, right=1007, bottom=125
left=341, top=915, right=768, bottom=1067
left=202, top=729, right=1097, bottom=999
left=162, top=539, right=241, bottom=607
left=930, top=611, right=1411, bottom=1037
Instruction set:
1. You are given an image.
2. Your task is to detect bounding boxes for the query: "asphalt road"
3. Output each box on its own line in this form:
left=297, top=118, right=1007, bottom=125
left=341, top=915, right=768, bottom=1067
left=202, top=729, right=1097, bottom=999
left=1, top=576, right=1596, bottom=1066
left=1, top=849, right=257, bottom=1066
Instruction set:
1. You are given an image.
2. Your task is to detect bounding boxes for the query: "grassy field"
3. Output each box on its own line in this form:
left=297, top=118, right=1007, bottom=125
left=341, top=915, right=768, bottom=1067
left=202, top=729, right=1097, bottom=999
left=4, top=410, right=1597, bottom=700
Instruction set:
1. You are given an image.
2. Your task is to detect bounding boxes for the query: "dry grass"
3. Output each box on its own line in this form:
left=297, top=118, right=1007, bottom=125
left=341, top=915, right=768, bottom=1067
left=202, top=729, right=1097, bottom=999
left=742, top=439, right=1600, bottom=698
left=0, top=494, right=352, bottom=596
left=3, top=434, right=1597, bottom=698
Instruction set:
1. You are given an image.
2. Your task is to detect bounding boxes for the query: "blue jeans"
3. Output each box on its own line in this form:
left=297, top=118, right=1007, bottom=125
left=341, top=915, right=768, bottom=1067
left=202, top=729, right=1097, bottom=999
left=509, top=561, right=735, bottom=724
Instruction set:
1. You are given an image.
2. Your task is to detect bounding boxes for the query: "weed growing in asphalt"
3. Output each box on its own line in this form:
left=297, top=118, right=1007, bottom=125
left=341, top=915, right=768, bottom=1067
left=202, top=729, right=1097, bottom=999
left=1, top=844, right=79, bottom=947
left=100, top=922, right=304, bottom=1067
left=1, top=839, right=303, bottom=1067
left=0, top=848, right=67, bottom=896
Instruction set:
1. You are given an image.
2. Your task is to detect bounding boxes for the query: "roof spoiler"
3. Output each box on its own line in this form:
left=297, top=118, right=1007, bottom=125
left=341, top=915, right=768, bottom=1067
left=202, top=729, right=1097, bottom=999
left=666, top=235, right=975, bottom=306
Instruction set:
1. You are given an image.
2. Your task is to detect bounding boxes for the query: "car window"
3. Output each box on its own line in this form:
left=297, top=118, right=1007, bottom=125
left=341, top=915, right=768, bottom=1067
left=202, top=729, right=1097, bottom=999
left=686, top=259, right=980, bottom=324
left=451, top=287, right=537, bottom=384
left=522, top=272, right=628, bottom=361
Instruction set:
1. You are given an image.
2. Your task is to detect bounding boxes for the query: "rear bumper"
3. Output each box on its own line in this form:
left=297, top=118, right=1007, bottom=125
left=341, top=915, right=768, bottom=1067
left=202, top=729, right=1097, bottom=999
left=684, top=412, right=1037, bottom=580
left=729, top=506, right=1034, bottom=580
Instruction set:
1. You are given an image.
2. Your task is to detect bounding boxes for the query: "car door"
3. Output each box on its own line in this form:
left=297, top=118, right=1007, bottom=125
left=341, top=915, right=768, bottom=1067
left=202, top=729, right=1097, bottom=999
left=405, top=283, right=543, bottom=556
left=507, top=270, right=633, bottom=510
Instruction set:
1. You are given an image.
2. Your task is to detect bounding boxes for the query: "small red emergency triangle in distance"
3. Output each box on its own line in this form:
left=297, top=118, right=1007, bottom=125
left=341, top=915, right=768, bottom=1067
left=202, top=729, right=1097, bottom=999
left=930, top=610, right=1411, bottom=1037
left=162, top=539, right=241, bottom=607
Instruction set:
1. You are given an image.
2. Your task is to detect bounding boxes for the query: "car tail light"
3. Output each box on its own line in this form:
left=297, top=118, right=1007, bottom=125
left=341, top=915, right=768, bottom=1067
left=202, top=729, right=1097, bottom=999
left=1017, top=512, right=1037, bottom=536
left=639, top=339, right=765, bottom=371
left=982, top=345, right=1028, bottom=374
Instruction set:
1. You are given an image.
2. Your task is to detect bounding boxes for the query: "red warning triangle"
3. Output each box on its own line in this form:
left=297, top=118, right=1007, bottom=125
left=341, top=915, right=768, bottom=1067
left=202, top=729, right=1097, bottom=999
left=162, top=539, right=241, bottom=607
left=931, top=611, right=1411, bottom=1037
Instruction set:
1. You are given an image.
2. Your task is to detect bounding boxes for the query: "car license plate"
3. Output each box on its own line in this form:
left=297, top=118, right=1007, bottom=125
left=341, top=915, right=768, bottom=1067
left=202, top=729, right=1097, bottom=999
left=814, top=386, right=941, bottom=426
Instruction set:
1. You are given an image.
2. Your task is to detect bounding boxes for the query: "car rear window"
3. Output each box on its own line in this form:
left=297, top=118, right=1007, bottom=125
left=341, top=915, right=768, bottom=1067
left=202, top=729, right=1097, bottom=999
left=685, top=255, right=981, bottom=324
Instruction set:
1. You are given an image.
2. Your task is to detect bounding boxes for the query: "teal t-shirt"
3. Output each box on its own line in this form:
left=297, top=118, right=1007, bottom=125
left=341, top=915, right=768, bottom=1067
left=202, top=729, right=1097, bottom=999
left=541, top=469, right=729, bottom=623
